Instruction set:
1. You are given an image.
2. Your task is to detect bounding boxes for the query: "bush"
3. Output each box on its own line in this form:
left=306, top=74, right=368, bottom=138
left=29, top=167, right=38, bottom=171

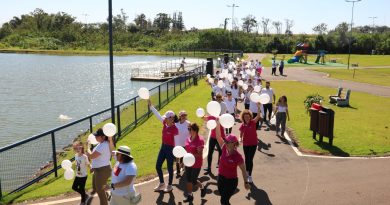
left=303, top=93, right=323, bottom=113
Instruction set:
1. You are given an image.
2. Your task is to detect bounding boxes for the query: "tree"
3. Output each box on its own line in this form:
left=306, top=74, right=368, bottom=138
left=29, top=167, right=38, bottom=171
left=313, top=23, right=328, bottom=35
left=285, top=19, right=294, bottom=35
left=134, top=13, right=147, bottom=30
left=113, top=9, right=128, bottom=31
left=241, top=15, right=257, bottom=33
left=172, top=11, right=184, bottom=31
left=272, top=21, right=282, bottom=34
left=153, top=13, right=171, bottom=30
left=224, top=18, right=230, bottom=30
left=261, top=17, right=271, bottom=35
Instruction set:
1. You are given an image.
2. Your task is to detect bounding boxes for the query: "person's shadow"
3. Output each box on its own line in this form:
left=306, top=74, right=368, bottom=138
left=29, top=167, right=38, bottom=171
left=246, top=183, right=273, bottom=205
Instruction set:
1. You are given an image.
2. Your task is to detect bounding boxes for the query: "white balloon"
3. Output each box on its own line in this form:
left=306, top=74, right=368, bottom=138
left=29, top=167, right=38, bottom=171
left=64, top=169, right=75, bottom=180
left=250, top=93, right=261, bottom=103
left=103, top=123, right=117, bottom=137
left=183, top=153, right=196, bottom=167
left=233, top=70, right=237, bottom=75
left=61, top=160, right=72, bottom=170
left=138, top=87, right=150, bottom=100
left=206, top=101, right=221, bottom=117
left=219, top=73, right=224, bottom=79
left=208, top=77, right=214, bottom=84
left=237, top=80, right=244, bottom=86
left=217, top=80, right=224, bottom=88
left=206, top=74, right=211, bottom=79
left=173, top=146, right=187, bottom=158
left=196, top=108, right=205, bottom=118
left=227, top=73, right=233, bottom=79
left=270, top=117, right=276, bottom=125
left=219, top=113, right=235, bottom=128
left=254, top=85, right=261, bottom=93
left=242, top=84, right=248, bottom=91
left=207, top=120, right=217, bottom=129
left=259, top=93, right=271, bottom=104
left=87, top=134, right=98, bottom=145
left=240, top=93, right=245, bottom=99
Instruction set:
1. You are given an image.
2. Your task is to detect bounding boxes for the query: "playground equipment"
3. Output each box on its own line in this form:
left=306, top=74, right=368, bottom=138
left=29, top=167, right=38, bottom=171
left=287, top=43, right=309, bottom=64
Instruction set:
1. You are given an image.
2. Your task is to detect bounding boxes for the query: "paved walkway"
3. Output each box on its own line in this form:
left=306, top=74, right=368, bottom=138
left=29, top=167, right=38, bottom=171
left=247, top=53, right=390, bottom=97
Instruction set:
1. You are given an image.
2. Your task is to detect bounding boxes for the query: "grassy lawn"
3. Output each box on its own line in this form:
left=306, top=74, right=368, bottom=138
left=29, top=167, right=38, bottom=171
left=261, top=54, right=390, bottom=67
left=312, top=68, right=390, bottom=87
left=2, top=80, right=211, bottom=204
left=272, top=81, right=390, bottom=156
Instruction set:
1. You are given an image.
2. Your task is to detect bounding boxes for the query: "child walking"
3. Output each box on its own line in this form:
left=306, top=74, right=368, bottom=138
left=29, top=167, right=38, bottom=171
left=72, top=141, right=90, bottom=205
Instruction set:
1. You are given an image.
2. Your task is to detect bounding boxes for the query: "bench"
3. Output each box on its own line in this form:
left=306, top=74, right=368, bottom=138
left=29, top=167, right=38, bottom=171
left=329, top=87, right=343, bottom=104
left=351, top=63, right=359, bottom=67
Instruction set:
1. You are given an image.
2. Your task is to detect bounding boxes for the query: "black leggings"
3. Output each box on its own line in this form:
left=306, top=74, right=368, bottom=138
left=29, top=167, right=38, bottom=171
left=243, top=146, right=257, bottom=176
left=207, top=138, right=222, bottom=168
left=217, top=175, right=238, bottom=205
left=263, top=103, right=273, bottom=122
left=72, top=176, right=87, bottom=202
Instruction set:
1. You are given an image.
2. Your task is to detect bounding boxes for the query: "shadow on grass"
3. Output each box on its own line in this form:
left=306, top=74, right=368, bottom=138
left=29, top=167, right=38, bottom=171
left=314, top=141, right=350, bottom=157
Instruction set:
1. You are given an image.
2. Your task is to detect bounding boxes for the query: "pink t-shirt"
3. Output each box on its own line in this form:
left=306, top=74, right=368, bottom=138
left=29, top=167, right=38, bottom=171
left=207, top=116, right=226, bottom=139
left=239, top=119, right=258, bottom=146
left=162, top=122, right=179, bottom=146
left=185, top=135, right=205, bottom=169
left=218, top=144, right=244, bottom=179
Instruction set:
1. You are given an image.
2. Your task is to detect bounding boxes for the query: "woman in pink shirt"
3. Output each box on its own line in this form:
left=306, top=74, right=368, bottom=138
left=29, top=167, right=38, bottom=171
left=216, top=120, right=250, bottom=205
left=148, top=99, right=179, bottom=193
left=183, top=123, right=206, bottom=202
left=239, top=104, right=262, bottom=184
left=202, top=115, right=225, bottom=174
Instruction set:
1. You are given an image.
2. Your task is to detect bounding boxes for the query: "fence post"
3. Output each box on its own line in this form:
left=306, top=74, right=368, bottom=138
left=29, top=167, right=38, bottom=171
left=51, top=132, right=58, bottom=177
left=166, top=82, right=169, bottom=102
left=158, top=85, right=161, bottom=110
left=134, top=98, right=137, bottom=125
left=174, top=79, right=176, bottom=97
left=180, top=76, right=182, bottom=92
left=0, top=177, right=2, bottom=200
left=116, top=106, right=121, bottom=141
left=184, top=73, right=187, bottom=89
left=89, top=117, right=93, bottom=134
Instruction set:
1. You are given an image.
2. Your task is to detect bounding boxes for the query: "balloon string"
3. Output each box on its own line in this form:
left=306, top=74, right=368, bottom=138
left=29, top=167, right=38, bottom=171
left=202, top=129, right=211, bottom=159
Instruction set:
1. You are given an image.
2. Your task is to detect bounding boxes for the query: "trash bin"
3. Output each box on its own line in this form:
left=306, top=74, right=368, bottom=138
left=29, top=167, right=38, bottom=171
left=309, top=108, right=319, bottom=139
left=206, top=58, right=213, bottom=76
left=318, top=107, right=335, bottom=145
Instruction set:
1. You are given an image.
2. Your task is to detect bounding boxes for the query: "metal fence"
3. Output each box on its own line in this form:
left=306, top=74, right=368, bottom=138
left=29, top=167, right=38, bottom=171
left=0, top=64, right=205, bottom=199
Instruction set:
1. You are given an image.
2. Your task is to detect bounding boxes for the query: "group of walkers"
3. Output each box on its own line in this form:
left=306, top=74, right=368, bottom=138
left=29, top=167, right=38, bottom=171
left=69, top=58, right=290, bottom=205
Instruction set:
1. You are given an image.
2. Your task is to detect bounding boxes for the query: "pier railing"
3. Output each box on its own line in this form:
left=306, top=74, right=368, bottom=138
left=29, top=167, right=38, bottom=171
left=0, top=63, right=205, bottom=199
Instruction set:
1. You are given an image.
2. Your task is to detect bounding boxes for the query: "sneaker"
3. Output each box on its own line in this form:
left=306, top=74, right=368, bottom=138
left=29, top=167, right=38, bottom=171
left=183, top=194, right=194, bottom=202
left=247, top=176, right=253, bottom=184
left=265, top=127, right=270, bottom=131
left=203, top=167, right=211, bottom=174
left=154, top=183, right=166, bottom=192
left=201, top=188, right=207, bottom=198
left=164, top=185, right=173, bottom=193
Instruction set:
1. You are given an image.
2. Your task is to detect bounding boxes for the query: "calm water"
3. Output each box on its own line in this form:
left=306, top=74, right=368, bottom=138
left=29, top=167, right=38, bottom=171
left=0, top=53, right=179, bottom=148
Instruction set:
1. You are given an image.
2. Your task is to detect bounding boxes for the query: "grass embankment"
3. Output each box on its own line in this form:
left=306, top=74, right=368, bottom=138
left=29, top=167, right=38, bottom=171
left=261, top=54, right=390, bottom=67
left=272, top=81, right=390, bottom=156
left=2, top=80, right=211, bottom=204
left=312, top=68, right=390, bottom=87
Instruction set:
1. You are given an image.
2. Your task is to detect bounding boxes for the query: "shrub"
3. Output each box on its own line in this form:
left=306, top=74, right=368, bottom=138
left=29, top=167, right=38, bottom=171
left=303, top=93, right=323, bottom=113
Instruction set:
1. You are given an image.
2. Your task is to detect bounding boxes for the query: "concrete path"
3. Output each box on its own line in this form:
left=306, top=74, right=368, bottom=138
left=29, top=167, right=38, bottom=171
left=247, top=53, right=390, bottom=97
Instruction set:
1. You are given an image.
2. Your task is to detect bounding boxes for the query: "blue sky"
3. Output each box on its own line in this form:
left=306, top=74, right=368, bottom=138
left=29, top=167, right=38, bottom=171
left=1, top=0, right=389, bottom=34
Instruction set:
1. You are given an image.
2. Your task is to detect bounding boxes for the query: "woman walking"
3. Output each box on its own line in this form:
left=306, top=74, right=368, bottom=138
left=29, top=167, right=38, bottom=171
left=183, top=123, right=206, bottom=202
left=215, top=121, right=250, bottom=205
left=72, top=141, right=90, bottom=205
left=108, top=145, right=141, bottom=205
left=239, top=105, right=262, bottom=184
left=175, top=110, right=190, bottom=178
left=272, top=96, right=290, bottom=137
left=87, top=128, right=114, bottom=205
left=148, top=99, right=179, bottom=193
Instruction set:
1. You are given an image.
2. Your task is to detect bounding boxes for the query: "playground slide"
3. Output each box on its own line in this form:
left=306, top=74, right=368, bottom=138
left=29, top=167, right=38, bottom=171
left=287, top=50, right=302, bottom=63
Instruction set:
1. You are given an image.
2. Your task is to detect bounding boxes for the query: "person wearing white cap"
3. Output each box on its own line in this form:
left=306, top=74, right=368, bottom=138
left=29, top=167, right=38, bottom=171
left=175, top=110, right=190, bottom=178
left=148, top=99, right=179, bottom=193
left=108, top=145, right=141, bottom=205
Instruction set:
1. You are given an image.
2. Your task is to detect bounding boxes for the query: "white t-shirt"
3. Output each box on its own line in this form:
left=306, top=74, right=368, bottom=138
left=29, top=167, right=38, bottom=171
left=249, top=99, right=265, bottom=116
left=224, top=98, right=236, bottom=114
left=111, top=161, right=137, bottom=196
left=230, top=87, right=239, bottom=99
left=75, top=154, right=90, bottom=177
left=91, top=141, right=111, bottom=169
left=261, top=88, right=274, bottom=104
left=175, top=120, right=190, bottom=147
left=219, top=101, right=228, bottom=115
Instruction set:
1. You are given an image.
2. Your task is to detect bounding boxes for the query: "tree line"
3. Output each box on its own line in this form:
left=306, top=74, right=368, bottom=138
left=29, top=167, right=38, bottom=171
left=0, top=9, right=389, bottom=54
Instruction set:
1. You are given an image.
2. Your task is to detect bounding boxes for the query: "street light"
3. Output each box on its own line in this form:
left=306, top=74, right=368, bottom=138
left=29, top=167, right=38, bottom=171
left=227, top=4, right=239, bottom=31
left=345, top=0, right=361, bottom=71
left=369, top=16, right=377, bottom=55
left=108, top=0, right=116, bottom=142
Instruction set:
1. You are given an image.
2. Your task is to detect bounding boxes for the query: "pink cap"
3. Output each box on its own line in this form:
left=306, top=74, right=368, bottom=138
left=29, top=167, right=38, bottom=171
left=225, top=134, right=238, bottom=143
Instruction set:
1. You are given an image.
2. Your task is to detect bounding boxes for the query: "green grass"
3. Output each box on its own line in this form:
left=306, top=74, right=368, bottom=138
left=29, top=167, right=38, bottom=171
left=312, top=68, right=390, bottom=87
left=261, top=54, right=390, bottom=67
left=272, top=81, right=390, bottom=156
left=1, top=80, right=211, bottom=204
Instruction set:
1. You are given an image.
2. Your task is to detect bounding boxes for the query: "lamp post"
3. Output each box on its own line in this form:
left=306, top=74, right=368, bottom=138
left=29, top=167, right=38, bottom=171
left=108, top=0, right=116, bottom=137
left=227, top=4, right=239, bottom=31
left=369, top=16, right=377, bottom=55
left=345, top=0, right=361, bottom=71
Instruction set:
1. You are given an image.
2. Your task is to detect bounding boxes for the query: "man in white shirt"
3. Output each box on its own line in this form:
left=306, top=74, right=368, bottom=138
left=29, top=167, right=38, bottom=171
left=224, top=91, right=236, bottom=134
left=260, top=81, right=276, bottom=131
